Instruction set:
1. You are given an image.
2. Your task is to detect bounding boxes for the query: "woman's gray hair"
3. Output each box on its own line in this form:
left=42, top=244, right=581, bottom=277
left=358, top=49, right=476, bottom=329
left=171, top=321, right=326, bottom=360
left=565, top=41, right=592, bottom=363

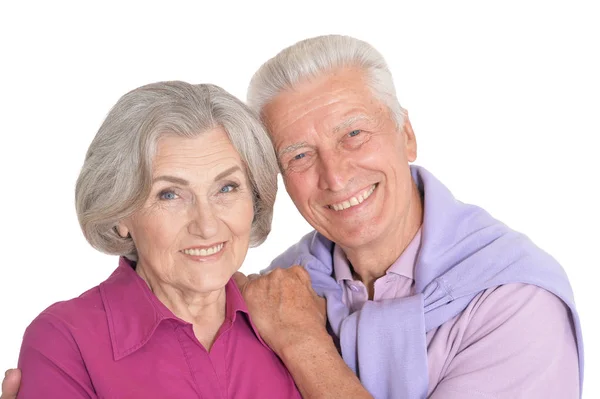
left=76, top=81, right=278, bottom=260
left=247, top=34, right=407, bottom=127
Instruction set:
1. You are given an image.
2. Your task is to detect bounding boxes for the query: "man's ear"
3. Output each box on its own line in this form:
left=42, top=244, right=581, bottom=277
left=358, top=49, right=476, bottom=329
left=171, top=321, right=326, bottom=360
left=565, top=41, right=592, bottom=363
left=402, top=113, right=417, bottom=162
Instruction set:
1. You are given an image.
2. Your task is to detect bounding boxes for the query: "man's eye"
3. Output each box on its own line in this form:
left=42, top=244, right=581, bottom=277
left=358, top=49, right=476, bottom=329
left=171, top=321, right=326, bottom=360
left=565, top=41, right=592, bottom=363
left=348, top=129, right=361, bottom=137
left=284, top=151, right=313, bottom=173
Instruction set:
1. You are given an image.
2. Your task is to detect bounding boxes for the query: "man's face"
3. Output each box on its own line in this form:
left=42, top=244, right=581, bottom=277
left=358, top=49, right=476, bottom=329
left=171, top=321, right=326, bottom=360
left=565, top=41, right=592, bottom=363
left=262, top=67, right=417, bottom=251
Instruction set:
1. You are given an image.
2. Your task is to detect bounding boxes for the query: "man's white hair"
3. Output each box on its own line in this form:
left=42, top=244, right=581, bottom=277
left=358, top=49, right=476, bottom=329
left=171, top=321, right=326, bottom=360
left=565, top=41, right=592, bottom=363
left=247, top=34, right=406, bottom=127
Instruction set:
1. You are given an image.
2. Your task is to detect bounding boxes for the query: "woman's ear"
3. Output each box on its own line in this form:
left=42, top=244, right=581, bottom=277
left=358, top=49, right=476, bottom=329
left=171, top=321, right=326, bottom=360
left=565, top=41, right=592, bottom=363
left=115, top=222, right=130, bottom=239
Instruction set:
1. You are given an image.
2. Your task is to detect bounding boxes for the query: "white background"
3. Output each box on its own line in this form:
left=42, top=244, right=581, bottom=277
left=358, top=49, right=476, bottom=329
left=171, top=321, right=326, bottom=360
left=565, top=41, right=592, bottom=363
left=1, top=0, right=598, bottom=397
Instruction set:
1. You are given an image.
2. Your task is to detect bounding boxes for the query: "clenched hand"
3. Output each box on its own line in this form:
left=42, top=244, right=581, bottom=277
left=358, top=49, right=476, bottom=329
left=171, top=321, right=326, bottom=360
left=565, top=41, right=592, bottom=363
left=232, top=265, right=328, bottom=356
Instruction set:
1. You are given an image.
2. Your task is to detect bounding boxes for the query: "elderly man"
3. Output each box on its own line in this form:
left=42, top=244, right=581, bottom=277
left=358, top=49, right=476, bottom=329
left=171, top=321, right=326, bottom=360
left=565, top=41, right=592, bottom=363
left=2, top=35, right=583, bottom=399
left=238, top=35, right=583, bottom=399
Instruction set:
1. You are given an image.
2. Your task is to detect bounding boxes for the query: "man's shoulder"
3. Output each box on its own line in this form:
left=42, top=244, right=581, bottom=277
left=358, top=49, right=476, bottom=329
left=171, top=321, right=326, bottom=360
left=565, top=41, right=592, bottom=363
left=265, top=230, right=332, bottom=273
left=432, top=282, right=580, bottom=397
left=461, top=283, right=572, bottom=336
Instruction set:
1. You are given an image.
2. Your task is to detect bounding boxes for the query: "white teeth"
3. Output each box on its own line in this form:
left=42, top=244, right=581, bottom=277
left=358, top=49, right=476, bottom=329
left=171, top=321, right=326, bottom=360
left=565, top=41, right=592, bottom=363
left=329, top=185, right=376, bottom=211
left=182, top=243, right=224, bottom=257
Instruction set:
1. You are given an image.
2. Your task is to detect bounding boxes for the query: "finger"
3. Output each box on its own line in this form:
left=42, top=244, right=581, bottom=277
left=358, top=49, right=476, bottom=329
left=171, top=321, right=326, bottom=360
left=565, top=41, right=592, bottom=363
left=1, top=368, right=21, bottom=398
left=247, top=273, right=261, bottom=281
left=312, top=294, right=327, bottom=321
left=232, top=272, right=249, bottom=291
left=290, top=264, right=311, bottom=284
left=313, top=291, right=326, bottom=306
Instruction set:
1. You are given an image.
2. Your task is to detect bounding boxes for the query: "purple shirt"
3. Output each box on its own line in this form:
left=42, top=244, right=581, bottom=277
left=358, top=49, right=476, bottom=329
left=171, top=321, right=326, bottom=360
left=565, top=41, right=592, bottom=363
left=17, top=257, right=301, bottom=398
left=334, top=229, right=579, bottom=398
left=333, top=229, right=422, bottom=313
left=266, top=165, right=584, bottom=398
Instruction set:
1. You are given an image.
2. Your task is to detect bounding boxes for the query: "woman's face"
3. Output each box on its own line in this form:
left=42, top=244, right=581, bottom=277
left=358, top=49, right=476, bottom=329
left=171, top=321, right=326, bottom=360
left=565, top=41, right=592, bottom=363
left=118, top=128, right=255, bottom=294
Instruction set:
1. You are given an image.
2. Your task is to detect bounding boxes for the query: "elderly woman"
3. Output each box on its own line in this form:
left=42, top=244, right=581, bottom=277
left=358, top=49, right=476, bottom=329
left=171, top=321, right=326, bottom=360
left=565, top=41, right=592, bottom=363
left=16, top=81, right=301, bottom=398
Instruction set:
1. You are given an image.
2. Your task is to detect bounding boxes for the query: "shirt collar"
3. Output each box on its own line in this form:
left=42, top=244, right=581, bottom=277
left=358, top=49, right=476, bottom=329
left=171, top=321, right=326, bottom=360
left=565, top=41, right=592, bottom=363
left=333, top=245, right=354, bottom=283
left=100, top=257, right=260, bottom=360
left=332, top=228, right=422, bottom=283
left=387, top=228, right=422, bottom=279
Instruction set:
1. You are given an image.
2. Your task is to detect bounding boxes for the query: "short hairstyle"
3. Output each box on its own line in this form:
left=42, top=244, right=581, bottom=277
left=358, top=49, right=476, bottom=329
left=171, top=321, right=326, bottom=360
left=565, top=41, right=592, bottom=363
left=76, top=81, right=278, bottom=260
left=247, top=34, right=407, bottom=127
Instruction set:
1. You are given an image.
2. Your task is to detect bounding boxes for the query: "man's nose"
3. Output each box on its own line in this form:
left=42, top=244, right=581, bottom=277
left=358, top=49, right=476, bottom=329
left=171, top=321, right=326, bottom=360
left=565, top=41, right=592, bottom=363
left=317, top=150, right=352, bottom=192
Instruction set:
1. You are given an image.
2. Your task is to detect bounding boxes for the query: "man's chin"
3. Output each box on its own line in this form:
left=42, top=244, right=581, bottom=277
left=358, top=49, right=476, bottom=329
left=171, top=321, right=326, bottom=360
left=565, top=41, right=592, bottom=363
left=328, top=225, right=382, bottom=250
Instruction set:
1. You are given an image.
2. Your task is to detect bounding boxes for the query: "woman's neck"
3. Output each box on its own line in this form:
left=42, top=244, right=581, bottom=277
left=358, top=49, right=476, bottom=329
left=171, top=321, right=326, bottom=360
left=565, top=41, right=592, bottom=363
left=136, top=265, right=227, bottom=350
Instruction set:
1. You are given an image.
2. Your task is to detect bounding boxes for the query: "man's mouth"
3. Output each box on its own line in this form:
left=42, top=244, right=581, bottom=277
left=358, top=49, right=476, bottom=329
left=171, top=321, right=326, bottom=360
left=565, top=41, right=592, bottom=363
left=327, top=184, right=377, bottom=211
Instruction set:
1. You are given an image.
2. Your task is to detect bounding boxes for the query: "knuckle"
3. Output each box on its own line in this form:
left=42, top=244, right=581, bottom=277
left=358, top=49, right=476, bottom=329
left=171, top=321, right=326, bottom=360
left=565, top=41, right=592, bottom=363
left=290, top=264, right=306, bottom=275
left=270, top=267, right=284, bottom=277
left=291, top=265, right=310, bottom=282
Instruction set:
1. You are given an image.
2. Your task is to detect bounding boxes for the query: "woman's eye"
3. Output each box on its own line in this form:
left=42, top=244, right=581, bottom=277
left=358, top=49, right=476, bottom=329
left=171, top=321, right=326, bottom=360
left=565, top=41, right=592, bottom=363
left=220, top=184, right=238, bottom=193
left=159, top=191, right=179, bottom=200
left=294, top=153, right=306, bottom=160
left=348, top=129, right=361, bottom=137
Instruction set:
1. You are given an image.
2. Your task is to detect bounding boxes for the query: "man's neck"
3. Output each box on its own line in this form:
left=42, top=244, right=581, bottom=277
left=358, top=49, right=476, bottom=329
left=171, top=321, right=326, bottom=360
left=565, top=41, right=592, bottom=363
left=342, top=183, right=423, bottom=298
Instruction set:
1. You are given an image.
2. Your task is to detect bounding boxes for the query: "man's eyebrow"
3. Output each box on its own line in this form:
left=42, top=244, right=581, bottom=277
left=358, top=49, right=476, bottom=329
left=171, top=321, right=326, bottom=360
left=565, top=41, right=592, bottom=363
left=333, top=115, right=371, bottom=133
left=152, top=175, right=189, bottom=185
left=278, top=141, right=310, bottom=158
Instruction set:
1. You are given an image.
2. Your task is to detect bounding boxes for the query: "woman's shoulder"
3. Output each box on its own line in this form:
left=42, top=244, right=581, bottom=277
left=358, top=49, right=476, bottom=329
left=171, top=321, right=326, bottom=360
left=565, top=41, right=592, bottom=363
left=29, top=262, right=132, bottom=331
left=26, top=284, right=107, bottom=338
left=18, top=285, right=110, bottom=397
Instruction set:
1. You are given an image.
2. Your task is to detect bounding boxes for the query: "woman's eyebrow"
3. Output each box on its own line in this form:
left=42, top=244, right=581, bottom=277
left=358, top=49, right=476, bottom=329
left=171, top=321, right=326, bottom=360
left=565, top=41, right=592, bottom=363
left=214, top=166, right=242, bottom=181
left=152, top=175, right=189, bottom=185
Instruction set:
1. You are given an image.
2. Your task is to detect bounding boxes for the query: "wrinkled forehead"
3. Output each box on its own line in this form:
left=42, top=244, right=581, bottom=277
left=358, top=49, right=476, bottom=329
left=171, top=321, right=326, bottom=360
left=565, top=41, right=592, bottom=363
left=262, top=73, right=388, bottom=148
left=152, top=129, right=244, bottom=173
